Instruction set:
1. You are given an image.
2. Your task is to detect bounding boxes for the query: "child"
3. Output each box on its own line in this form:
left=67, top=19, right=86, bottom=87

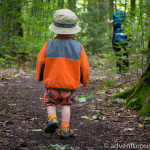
left=109, top=11, right=129, bottom=74
left=36, top=9, right=89, bottom=139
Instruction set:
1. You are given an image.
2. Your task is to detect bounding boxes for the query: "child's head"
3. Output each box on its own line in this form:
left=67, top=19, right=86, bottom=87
left=49, top=9, right=81, bottom=35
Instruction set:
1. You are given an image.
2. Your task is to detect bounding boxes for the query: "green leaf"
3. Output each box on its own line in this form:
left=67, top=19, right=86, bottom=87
left=38, top=146, right=49, bottom=150
left=81, top=115, right=99, bottom=120
left=128, top=128, right=133, bottom=131
left=86, top=95, right=94, bottom=100
left=144, top=117, right=150, bottom=121
left=78, top=103, right=84, bottom=106
left=31, top=129, right=42, bottom=132
left=96, top=90, right=106, bottom=94
left=29, top=117, right=37, bottom=121
left=81, top=116, right=89, bottom=120
left=0, top=110, right=6, bottom=116
left=77, top=97, right=86, bottom=102
left=91, top=115, right=99, bottom=120
left=138, top=133, right=145, bottom=136
left=145, top=124, right=150, bottom=127
left=77, top=95, right=94, bottom=102
left=8, top=104, right=16, bottom=106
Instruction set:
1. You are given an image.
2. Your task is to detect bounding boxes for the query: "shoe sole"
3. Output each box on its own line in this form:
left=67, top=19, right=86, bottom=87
left=44, top=122, right=58, bottom=133
left=60, top=134, right=74, bottom=139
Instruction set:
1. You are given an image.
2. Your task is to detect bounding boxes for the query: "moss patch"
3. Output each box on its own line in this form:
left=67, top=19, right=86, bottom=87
left=112, top=86, right=135, bottom=99
left=139, top=103, right=150, bottom=117
left=113, top=73, right=150, bottom=117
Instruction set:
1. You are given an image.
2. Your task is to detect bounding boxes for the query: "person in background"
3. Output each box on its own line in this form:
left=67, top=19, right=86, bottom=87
left=36, top=9, right=89, bottom=139
left=109, top=11, right=129, bottom=74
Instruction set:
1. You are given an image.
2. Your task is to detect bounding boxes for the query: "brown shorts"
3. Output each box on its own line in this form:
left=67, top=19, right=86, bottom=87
left=43, top=89, right=76, bottom=106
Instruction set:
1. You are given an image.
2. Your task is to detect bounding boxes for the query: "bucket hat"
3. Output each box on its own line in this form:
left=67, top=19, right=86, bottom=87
left=49, top=9, right=81, bottom=34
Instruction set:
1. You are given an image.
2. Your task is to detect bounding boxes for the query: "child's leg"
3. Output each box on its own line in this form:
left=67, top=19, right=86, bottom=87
left=47, top=105, right=57, bottom=120
left=61, top=105, right=70, bottom=130
left=44, top=105, right=58, bottom=133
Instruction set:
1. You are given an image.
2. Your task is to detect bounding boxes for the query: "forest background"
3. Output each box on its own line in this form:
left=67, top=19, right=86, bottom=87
left=0, top=0, right=149, bottom=73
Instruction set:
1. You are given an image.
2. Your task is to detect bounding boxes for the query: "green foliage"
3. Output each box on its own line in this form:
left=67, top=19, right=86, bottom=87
left=96, top=89, right=106, bottom=94
left=77, top=1, right=109, bottom=54
left=102, top=78, right=116, bottom=88
left=31, top=129, right=42, bottom=132
left=145, top=124, right=150, bottom=128
left=0, top=109, right=7, bottom=116
left=144, top=117, right=150, bottom=121
left=81, top=115, right=100, bottom=120
left=139, top=103, right=150, bottom=117
left=0, top=0, right=149, bottom=73
left=77, top=95, right=94, bottom=102
left=38, top=144, right=79, bottom=150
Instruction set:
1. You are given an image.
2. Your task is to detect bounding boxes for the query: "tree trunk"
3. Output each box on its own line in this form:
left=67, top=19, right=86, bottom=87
left=131, top=0, right=136, bottom=17
left=58, top=0, right=64, bottom=8
left=68, top=0, right=76, bottom=12
left=15, top=0, right=23, bottom=37
left=125, top=0, right=127, bottom=11
left=109, top=0, right=114, bottom=20
left=113, top=37, right=150, bottom=117
left=109, top=0, right=114, bottom=39
left=12, top=0, right=23, bottom=37
left=114, top=0, right=117, bottom=11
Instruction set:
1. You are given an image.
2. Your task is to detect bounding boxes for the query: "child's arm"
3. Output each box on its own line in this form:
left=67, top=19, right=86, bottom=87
left=80, top=46, right=90, bottom=86
left=36, top=42, right=47, bottom=81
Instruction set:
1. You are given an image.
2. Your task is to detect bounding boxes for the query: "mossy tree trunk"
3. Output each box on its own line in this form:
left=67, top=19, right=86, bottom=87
left=113, top=36, right=150, bottom=117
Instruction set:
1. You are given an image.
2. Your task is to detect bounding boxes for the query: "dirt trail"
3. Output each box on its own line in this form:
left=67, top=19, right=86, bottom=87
left=0, top=66, right=150, bottom=150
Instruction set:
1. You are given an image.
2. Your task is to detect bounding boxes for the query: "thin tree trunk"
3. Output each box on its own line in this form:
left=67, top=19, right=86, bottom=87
left=114, top=0, right=117, bottom=11
left=1, top=2, right=4, bottom=47
left=131, top=0, right=136, bottom=17
left=140, top=0, right=144, bottom=73
left=125, top=0, right=127, bottom=10
left=58, top=0, right=64, bottom=8
left=68, top=0, right=76, bottom=12
left=109, top=0, right=114, bottom=20
left=12, top=0, right=23, bottom=37
left=109, top=0, right=114, bottom=39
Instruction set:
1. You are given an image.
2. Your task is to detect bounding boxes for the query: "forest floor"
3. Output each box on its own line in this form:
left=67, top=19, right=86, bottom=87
left=0, top=57, right=150, bottom=150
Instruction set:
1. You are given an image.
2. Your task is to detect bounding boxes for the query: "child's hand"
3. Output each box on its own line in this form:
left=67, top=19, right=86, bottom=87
left=108, top=20, right=113, bottom=24
left=80, top=85, right=86, bottom=88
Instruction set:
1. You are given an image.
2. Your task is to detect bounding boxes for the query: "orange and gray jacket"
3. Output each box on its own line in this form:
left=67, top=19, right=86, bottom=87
left=36, top=35, right=89, bottom=91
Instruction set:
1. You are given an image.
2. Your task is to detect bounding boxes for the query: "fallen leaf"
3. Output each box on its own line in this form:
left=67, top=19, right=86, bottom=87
left=123, top=128, right=133, bottom=132
left=31, top=129, right=42, bottom=132
left=138, top=124, right=143, bottom=127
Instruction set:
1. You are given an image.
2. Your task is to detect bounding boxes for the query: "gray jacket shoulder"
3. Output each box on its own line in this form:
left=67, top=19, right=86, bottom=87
left=46, top=37, right=82, bottom=60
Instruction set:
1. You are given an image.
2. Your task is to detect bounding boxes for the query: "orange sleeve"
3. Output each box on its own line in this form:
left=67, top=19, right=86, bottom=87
left=80, top=46, right=90, bottom=86
left=36, top=42, right=47, bottom=81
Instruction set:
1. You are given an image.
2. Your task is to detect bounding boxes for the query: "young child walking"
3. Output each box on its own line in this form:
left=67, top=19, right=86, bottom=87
left=36, top=9, right=89, bottom=139
left=108, top=11, right=129, bottom=74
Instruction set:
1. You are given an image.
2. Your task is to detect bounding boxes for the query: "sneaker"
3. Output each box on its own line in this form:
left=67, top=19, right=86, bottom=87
left=60, top=128, right=74, bottom=139
left=44, top=117, right=58, bottom=133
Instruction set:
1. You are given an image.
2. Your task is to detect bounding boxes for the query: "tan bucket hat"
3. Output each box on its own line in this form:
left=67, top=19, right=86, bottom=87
left=49, top=9, right=81, bottom=34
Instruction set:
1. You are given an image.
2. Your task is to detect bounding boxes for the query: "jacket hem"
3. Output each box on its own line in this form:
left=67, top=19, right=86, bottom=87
left=45, top=86, right=76, bottom=91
